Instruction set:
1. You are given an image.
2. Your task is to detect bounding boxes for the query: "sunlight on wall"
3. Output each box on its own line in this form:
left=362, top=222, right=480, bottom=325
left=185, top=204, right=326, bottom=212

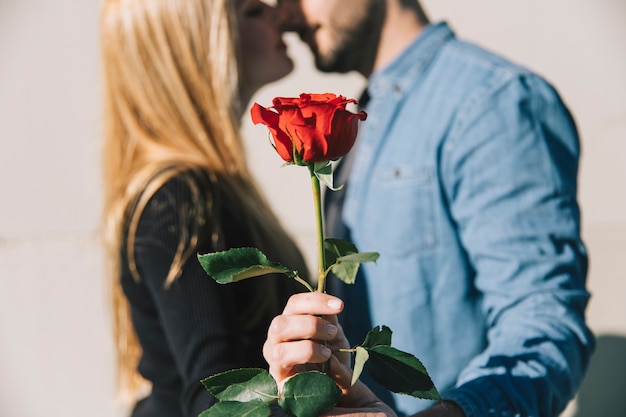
left=0, top=1, right=623, bottom=416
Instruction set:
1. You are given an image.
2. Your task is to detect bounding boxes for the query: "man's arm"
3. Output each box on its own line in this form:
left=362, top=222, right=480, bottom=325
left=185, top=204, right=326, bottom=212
left=440, top=73, right=594, bottom=416
left=410, top=401, right=464, bottom=417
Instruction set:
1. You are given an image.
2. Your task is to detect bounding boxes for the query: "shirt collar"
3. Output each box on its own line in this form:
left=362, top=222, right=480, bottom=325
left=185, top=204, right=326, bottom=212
left=368, top=21, right=455, bottom=100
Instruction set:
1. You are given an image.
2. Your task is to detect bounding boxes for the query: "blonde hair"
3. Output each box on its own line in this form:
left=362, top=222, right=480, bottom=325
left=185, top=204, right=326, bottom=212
left=100, top=0, right=306, bottom=405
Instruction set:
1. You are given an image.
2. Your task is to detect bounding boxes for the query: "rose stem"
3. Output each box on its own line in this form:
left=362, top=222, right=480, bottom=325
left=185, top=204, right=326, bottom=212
left=309, top=163, right=329, bottom=373
left=309, top=164, right=327, bottom=293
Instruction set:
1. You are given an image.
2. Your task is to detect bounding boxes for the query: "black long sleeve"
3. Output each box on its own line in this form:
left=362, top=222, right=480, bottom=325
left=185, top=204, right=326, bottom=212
left=121, top=173, right=287, bottom=417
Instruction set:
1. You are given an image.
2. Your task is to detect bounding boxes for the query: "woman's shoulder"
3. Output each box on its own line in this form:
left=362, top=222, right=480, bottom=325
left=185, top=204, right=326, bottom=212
left=132, top=168, right=218, bottom=245
left=149, top=168, right=216, bottom=208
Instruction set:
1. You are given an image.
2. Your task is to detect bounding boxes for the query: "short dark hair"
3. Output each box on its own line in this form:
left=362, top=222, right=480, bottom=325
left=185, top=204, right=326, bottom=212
left=400, top=0, right=430, bottom=24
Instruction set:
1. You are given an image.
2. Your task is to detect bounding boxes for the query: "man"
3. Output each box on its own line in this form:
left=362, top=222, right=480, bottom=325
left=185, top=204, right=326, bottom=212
left=267, top=1, right=594, bottom=416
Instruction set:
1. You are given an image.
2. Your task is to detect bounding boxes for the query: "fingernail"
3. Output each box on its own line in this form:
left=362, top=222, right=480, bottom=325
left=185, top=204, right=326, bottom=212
left=327, top=298, right=342, bottom=310
left=321, top=345, right=331, bottom=357
left=325, top=322, right=337, bottom=336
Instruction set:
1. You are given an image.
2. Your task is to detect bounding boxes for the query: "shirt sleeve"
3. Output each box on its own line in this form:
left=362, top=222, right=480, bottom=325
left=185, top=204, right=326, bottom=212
left=131, top=174, right=250, bottom=417
left=441, top=73, right=595, bottom=417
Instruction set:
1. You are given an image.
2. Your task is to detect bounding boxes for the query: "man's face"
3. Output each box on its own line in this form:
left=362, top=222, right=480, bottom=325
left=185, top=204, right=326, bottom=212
left=280, top=0, right=384, bottom=74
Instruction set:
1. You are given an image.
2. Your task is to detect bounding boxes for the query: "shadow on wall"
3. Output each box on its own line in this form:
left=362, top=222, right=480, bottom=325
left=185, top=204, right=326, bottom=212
left=574, top=334, right=626, bottom=417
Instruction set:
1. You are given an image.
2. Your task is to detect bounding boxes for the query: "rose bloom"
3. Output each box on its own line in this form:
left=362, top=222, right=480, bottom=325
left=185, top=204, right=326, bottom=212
left=251, top=93, right=367, bottom=165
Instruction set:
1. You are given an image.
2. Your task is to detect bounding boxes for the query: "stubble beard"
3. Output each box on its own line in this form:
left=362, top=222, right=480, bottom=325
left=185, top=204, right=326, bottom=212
left=313, top=1, right=385, bottom=75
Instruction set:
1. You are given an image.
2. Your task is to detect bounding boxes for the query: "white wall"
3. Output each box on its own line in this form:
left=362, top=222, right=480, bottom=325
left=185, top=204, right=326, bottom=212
left=0, top=1, right=623, bottom=416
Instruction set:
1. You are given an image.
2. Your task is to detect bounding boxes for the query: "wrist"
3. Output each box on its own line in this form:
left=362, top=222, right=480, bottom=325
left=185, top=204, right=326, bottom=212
left=440, top=400, right=465, bottom=417
left=412, top=400, right=465, bottom=417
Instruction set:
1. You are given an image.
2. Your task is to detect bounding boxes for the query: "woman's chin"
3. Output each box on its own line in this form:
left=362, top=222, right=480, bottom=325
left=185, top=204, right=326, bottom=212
left=267, top=57, right=295, bottom=84
left=253, top=70, right=293, bottom=93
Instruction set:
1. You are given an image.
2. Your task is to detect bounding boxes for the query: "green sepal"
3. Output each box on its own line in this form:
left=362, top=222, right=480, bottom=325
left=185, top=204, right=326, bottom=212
left=197, top=247, right=296, bottom=284
left=198, top=400, right=272, bottom=417
left=313, top=161, right=342, bottom=191
left=200, top=368, right=277, bottom=403
left=278, top=371, right=341, bottom=417
left=366, top=346, right=441, bottom=400
left=292, top=139, right=307, bottom=166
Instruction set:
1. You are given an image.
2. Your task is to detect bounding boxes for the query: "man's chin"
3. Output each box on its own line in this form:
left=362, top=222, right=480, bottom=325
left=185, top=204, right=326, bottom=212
left=314, top=55, right=352, bottom=74
left=298, top=32, right=343, bottom=73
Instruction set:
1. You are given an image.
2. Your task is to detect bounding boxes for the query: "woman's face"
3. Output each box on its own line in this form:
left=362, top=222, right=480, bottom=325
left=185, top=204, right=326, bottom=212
left=238, top=0, right=293, bottom=94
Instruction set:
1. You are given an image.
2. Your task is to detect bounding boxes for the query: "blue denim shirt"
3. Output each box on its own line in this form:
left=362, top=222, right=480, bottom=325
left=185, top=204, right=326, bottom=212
left=333, top=22, right=594, bottom=417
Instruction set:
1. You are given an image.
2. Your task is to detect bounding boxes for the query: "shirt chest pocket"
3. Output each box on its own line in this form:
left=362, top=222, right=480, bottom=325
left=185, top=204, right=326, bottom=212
left=354, top=164, right=438, bottom=257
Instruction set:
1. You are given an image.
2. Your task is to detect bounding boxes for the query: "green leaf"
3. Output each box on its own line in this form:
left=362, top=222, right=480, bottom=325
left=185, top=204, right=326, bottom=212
left=330, top=262, right=359, bottom=284
left=200, top=368, right=278, bottom=403
left=324, top=238, right=358, bottom=263
left=197, top=247, right=295, bottom=284
left=324, top=239, right=358, bottom=284
left=366, top=346, right=441, bottom=400
left=361, top=325, right=392, bottom=348
left=337, top=252, right=380, bottom=264
left=323, top=239, right=379, bottom=284
left=198, top=400, right=271, bottom=417
left=351, top=346, right=369, bottom=386
left=279, top=371, right=341, bottom=417
left=351, top=326, right=392, bottom=386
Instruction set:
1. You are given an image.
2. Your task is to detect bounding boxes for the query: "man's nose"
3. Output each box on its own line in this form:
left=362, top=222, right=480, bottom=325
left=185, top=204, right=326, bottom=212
left=275, top=0, right=306, bottom=32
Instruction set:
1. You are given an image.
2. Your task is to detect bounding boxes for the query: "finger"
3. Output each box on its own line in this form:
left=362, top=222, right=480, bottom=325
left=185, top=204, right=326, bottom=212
left=282, top=292, right=344, bottom=316
left=264, top=339, right=331, bottom=378
left=266, top=314, right=339, bottom=344
left=333, top=380, right=397, bottom=416
left=322, top=406, right=396, bottom=417
left=326, top=354, right=353, bottom=390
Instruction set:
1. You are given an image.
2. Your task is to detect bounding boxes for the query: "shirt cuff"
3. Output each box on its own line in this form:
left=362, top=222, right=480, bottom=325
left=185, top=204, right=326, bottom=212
left=443, top=376, right=512, bottom=417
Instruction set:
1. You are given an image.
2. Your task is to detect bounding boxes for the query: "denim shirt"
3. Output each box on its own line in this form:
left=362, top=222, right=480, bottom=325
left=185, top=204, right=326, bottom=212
left=335, top=22, right=594, bottom=417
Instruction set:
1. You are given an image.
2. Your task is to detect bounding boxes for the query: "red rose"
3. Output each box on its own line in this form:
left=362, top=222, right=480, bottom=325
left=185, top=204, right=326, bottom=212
left=250, top=93, right=367, bottom=165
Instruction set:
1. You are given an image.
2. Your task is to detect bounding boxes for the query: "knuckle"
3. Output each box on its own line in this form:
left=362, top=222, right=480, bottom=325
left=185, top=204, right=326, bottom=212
left=269, top=315, right=288, bottom=336
left=274, top=343, right=286, bottom=363
left=262, top=340, right=273, bottom=360
left=302, top=340, right=319, bottom=359
left=302, top=317, right=319, bottom=337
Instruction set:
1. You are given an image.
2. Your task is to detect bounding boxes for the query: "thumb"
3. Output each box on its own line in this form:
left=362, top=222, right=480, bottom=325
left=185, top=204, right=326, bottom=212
left=327, top=354, right=354, bottom=392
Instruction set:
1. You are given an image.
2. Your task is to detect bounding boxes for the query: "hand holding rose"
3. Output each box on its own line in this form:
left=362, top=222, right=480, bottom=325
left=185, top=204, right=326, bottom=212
left=199, top=92, right=439, bottom=416
left=262, top=292, right=467, bottom=417
left=263, top=293, right=351, bottom=388
left=264, top=292, right=398, bottom=417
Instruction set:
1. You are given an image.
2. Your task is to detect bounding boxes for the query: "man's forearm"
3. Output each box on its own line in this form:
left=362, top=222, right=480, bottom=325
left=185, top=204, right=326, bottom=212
left=411, top=401, right=465, bottom=417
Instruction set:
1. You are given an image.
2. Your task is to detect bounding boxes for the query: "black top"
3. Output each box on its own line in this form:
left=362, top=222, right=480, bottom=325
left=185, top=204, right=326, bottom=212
left=121, top=171, right=296, bottom=417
